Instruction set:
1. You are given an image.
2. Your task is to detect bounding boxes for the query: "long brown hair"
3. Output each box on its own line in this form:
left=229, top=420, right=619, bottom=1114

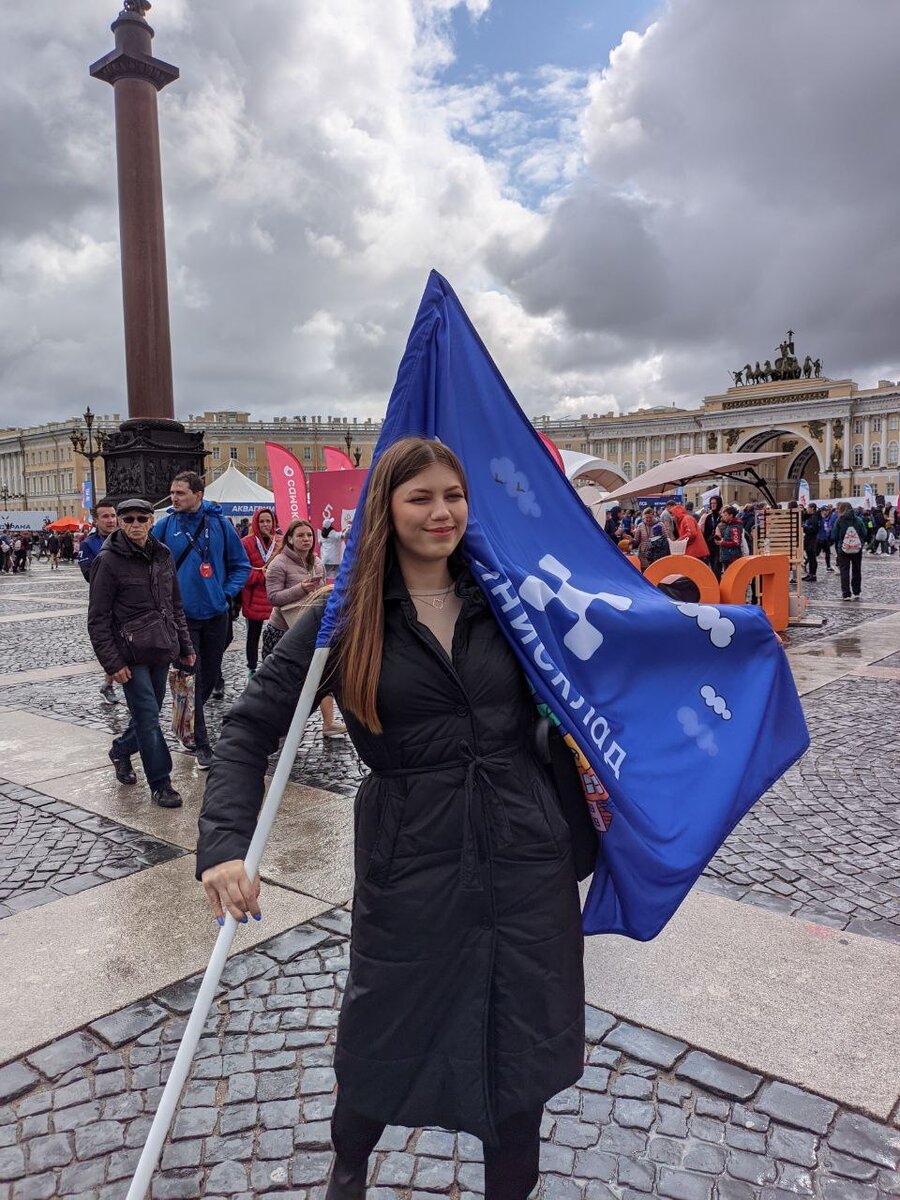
left=337, top=437, right=468, bottom=733
left=278, top=518, right=316, bottom=571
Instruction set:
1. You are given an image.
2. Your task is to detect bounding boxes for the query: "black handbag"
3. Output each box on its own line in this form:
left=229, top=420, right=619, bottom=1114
left=119, top=610, right=176, bottom=663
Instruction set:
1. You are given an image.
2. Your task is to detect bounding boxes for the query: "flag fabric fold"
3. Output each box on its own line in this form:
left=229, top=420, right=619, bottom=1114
left=318, top=271, right=809, bottom=940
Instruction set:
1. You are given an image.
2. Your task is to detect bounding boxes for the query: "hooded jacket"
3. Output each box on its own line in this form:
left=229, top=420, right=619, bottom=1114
left=87, top=530, right=193, bottom=675
left=155, top=499, right=250, bottom=622
left=240, top=509, right=278, bottom=622
left=669, top=504, right=708, bottom=558
left=198, top=568, right=584, bottom=1143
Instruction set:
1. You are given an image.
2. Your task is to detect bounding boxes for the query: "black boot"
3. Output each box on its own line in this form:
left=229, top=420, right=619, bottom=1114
left=325, top=1158, right=367, bottom=1200
left=109, top=750, right=137, bottom=785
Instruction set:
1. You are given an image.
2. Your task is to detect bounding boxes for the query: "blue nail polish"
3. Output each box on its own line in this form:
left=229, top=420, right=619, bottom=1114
left=252, top=913, right=261, bottom=922
left=240, top=915, right=248, bottom=924
left=216, top=917, right=224, bottom=926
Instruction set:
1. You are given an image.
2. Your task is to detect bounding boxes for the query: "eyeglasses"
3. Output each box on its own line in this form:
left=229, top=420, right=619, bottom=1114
left=121, top=515, right=152, bottom=524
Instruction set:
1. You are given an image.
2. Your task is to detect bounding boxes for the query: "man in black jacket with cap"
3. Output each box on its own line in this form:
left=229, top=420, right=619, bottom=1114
left=88, top=498, right=195, bottom=808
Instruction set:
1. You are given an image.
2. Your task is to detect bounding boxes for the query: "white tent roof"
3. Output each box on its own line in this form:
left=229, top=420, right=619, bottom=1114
left=203, top=460, right=275, bottom=505
left=559, top=450, right=627, bottom=490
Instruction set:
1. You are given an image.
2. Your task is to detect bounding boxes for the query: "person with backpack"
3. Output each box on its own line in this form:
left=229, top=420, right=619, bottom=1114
left=832, top=501, right=867, bottom=601
left=714, top=505, right=744, bottom=572
left=155, top=472, right=250, bottom=769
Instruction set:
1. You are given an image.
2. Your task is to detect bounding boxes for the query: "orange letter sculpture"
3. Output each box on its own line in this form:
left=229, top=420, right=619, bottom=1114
left=719, top=554, right=790, bottom=633
left=643, top=554, right=720, bottom=603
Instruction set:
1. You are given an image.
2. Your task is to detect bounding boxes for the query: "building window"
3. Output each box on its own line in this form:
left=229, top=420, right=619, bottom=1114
left=872, top=417, right=882, bottom=434
left=247, top=446, right=256, bottom=462
left=851, top=484, right=861, bottom=497
left=230, top=447, right=238, bottom=460
left=652, top=459, right=660, bottom=469
left=607, top=441, right=618, bottom=455
left=248, top=468, right=258, bottom=482
left=621, top=440, right=632, bottom=454
left=651, top=436, right=661, bottom=451
left=579, top=443, right=588, bottom=453
left=889, top=414, right=899, bottom=430
left=665, top=436, right=676, bottom=452
left=871, top=444, right=881, bottom=467
left=679, top=435, right=691, bottom=452
left=636, top=438, right=647, bottom=452
left=853, top=419, right=863, bottom=435
left=623, top=462, right=632, bottom=479
left=303, top=446, right=312, bottom=461
left=637, top=461, right=646, bottom=475
left=853, top=445, right=863, bottom=467
left=888, top=442, right=899, bottom=466
left=211, top=446, right=220, bottom=460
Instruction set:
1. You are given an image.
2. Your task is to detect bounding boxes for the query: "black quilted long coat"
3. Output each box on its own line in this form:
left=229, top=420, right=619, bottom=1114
left=197, top=569, right=585, bottom=1143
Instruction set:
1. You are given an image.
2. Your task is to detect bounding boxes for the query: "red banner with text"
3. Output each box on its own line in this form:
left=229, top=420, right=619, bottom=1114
left=265, top=442, right=309, bottom=530
left=308, top=468, right=367, bottom=541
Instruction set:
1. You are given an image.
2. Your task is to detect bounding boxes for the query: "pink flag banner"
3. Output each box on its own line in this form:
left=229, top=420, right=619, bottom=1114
left=265, top=442, right=309, bottom=529
left=322, top=445, right=356, bottom=471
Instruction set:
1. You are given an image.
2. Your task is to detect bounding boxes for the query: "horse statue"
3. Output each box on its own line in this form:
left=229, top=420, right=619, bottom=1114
left=802, top=355, right=813, bottom=379
left=762, top=360, right=774, bottom=382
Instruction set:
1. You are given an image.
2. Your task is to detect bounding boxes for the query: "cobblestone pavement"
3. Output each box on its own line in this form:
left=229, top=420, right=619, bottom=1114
left=0, top=908, right=897, bottom=1200
left=700, top=675, right=900, bottom=945
left=0, top=780, right=183, bottom=919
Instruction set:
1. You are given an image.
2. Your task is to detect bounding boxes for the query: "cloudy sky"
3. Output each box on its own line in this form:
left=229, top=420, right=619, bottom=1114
left=1, top=0, right=898, bottom=428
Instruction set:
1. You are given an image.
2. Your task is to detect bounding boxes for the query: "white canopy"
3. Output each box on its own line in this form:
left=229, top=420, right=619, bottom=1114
left=154, top=461, right=275, bottom=519
left=559, top=450, right=626, bottom=491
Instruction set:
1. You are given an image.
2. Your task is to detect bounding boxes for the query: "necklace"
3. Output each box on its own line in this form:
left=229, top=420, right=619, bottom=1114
left=409, top=585, right=455, bottom=610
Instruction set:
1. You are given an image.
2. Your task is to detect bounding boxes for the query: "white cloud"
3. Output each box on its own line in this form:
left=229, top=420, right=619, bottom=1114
left=0, top=0, right=897, bottom=428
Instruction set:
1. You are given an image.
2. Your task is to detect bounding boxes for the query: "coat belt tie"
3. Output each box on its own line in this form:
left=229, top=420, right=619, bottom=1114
left=376, top=742, right=514, bottom=892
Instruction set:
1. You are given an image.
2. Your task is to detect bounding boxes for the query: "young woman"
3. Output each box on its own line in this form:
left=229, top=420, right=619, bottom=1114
left=197, top=438, right=585, bottom=1200
left=240, top=508, right=278, bottom=678
left=264, top=518, right=344, bottom=736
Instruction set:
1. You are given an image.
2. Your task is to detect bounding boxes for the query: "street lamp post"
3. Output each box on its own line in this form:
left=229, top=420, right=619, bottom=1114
left=829, top=447, right=842, bottom=499
left=70, top=407, right=110, bottom=513
left=343, top=430, right=362, bottom=467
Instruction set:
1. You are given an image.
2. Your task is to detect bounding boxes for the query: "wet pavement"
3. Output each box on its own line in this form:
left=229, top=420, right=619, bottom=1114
left=0, top=556, right=898, bottom=1197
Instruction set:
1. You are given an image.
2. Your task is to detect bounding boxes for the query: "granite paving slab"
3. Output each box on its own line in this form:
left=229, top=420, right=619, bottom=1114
left=0, top=907, right=896, bottom=1198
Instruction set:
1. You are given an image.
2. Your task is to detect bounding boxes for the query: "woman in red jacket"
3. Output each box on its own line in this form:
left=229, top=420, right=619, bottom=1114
left=240, top=508, right=278, bottom=678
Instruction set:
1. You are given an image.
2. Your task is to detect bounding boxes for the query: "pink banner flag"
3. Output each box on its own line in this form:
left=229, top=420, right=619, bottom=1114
left=322, top=445, right=356, bottom=471
left=537, top=431, right=565, bottom=471
left=265, top=442, right=309, bottom=529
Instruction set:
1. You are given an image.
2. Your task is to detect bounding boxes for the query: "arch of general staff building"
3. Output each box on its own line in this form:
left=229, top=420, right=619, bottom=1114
left=538, top=373, right=900, bottom=506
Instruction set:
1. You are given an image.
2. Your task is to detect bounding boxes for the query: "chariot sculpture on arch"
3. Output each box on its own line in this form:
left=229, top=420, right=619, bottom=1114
left=121, top=0, right=151, bottom=15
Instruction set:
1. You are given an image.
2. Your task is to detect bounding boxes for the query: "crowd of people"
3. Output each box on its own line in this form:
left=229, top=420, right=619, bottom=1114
left=76, top=473, right=349, bottom=810
left=604, top=495, right=760, bottom=578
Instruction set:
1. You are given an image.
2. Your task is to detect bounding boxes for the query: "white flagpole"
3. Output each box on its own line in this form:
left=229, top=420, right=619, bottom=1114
left=125, top=645, right=332, bottom=1200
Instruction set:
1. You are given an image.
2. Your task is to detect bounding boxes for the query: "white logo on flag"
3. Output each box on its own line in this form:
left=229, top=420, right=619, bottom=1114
left=520, top=555, right=632, bottom=661
left=675, top=603, right=735, bottom=648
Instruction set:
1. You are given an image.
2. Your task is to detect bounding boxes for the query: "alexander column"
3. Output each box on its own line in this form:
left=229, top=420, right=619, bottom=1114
left=90, top=0, right=204, bottom=502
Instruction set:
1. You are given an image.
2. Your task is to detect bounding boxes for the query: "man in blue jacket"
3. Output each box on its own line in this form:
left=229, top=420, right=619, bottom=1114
left=156, top=471, right=250, bottom=768
left=78, top=497, right=121, bottom=703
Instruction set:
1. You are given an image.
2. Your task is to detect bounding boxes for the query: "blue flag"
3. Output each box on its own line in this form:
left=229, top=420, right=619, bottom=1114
left=318, top=271, right=809, bottom=940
